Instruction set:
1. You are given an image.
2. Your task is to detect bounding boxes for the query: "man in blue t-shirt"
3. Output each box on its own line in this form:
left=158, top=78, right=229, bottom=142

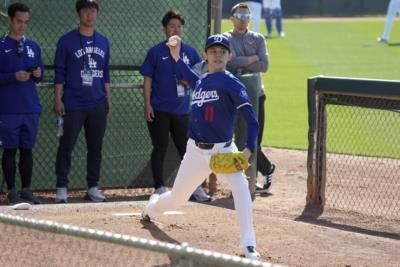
left=140, top=10, right=210, bottom=201
left=0, top=3, right=43, bottom=205
left=53, top=0, right=111, bottom=203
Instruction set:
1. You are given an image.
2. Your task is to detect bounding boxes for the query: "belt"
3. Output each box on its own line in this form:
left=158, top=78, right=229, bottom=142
left=194, top=140, right=232, bottom=150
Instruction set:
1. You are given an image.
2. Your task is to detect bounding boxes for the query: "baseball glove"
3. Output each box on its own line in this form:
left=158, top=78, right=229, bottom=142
left=209, top=152, right=250, bottom=174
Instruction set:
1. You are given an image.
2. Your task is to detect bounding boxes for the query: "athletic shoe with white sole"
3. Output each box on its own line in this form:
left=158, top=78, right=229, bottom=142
left=244, top=246, right=261, bottom=260
left=85, top=186, right=106, bottom=202
left=255, top=163, right=276, bottom=193
left=20, top=188, right=41, bottom=204
left=55, top=187, right=68, bottom=203
left=189, top=186, right=211, bottom=202
left=7, top=189, right=22, bottom=205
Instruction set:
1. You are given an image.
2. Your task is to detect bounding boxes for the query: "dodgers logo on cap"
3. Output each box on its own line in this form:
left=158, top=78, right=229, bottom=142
left=205, top=34, right=231, bottom=52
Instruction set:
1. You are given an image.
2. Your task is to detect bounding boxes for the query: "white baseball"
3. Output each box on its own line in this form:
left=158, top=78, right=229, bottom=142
left=168, top=36, right=179, bottom=46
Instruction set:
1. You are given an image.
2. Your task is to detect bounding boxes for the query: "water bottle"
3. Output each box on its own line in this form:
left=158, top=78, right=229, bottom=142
left=56, top=116, right=64, bottom=138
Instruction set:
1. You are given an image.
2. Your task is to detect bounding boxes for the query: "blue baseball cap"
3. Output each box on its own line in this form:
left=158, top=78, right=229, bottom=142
left=205, top=34, right=231, bottom=53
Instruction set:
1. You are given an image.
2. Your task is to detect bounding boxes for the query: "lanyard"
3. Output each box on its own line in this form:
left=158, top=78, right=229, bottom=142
left=78, top=30, right=96, bottom=69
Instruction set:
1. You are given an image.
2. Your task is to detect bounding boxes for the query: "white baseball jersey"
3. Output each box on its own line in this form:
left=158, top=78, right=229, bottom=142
left=263, top=0, right=281, bottom=9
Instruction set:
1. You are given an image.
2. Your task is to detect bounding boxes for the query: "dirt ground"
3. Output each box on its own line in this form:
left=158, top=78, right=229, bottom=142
left=0, top=148, right=399, bottom=267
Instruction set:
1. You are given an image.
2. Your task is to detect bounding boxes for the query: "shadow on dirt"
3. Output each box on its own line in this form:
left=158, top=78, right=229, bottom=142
left=295, top=204, right=400, bottom=240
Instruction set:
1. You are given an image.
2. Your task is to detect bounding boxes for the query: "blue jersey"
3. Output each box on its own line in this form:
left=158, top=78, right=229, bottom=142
left=54, top=29, right=110, bottom=111
left=175, top=60, right=259, bottom=152
left=140, top=40, right=201, bottom=115
left=0, top=35, right=43, bottom=114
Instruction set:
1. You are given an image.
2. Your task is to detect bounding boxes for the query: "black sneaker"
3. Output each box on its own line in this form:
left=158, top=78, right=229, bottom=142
left=255, top=183, right=267, bottom=193
left=255, top=163, right=276, bottom=194
left=7, top=189, right=22, bottom=205
left=20, top=188, right=41, bottom=204
left=264, top=163, right=276, bottom=192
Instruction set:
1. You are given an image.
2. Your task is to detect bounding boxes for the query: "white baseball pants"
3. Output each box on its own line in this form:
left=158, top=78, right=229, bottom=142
left=263, top=0, right=281, bottom=9
left=146, top=138, right=256, bottom=248
left=382, top=0, right=400, bottom=39
left=246, top=1, right=262, bottom=33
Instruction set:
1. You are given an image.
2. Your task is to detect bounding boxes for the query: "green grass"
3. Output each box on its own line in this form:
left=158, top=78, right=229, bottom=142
left=222, top=19, right=400, bottom=150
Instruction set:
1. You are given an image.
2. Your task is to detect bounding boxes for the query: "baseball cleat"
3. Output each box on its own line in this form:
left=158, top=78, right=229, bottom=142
left=244, top=246, right=261, bottom=260
left=141, top=193, right=160, bottom=222
left=141, top=210, right=151, bottom=222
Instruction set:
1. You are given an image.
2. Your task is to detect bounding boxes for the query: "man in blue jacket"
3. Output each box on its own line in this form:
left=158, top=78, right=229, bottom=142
left=0, top=3, right=43, bottom=205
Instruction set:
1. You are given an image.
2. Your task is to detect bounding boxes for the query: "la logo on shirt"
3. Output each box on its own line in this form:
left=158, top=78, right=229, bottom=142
left=26, top=46, right=35, bottom=58
left=182, top=53, right=190, bottom=65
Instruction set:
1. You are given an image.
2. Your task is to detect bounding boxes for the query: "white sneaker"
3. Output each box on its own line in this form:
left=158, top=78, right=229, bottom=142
left=244, top=246, right=261, bottom=260
left=377, top=36, right=388, bottom=43
left=86, top=186, right=106, bottom=202
left=141, top=193, right=160, bottom=222
left=55, top=187, right=68, bottom=203
left=279, top=32, right=286, bottom=38
left=190, top=186, right=211, bottom=202
left=155, top=186, right=167, bottom=195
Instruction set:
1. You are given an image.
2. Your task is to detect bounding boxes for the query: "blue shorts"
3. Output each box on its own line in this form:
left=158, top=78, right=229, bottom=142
left=0, top=114, right=40, bottom=149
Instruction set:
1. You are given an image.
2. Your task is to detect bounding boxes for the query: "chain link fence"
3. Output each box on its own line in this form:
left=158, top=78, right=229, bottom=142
left=307, top=76, right=400, bottom=223
left=0, top=0, right=211, bottom=191
left=1, top=0, right=210, bottom=68
left=322, top=94, right=400, bottom=219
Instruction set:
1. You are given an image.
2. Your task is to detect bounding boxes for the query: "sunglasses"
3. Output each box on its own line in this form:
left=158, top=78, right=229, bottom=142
left=233, top=13, right=251, bottom=20
left=17, top=40, right=24, bottom=56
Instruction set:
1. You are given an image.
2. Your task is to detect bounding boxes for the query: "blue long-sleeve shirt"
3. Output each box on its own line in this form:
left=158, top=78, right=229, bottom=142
left=54, top=29, right=110, bottom=111
left=176, top=59, right=259, bottom=152
left=0, top=35, right=43, bottom=114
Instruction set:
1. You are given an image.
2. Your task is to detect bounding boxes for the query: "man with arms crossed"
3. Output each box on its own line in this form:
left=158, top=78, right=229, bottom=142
left=225, top=3, right=276, bottom=193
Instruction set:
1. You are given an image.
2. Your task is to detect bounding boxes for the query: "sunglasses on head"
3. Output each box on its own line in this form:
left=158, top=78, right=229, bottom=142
left=233, top=13, right=251, bottom=20
left=17, top=40, right=24, bottom=56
